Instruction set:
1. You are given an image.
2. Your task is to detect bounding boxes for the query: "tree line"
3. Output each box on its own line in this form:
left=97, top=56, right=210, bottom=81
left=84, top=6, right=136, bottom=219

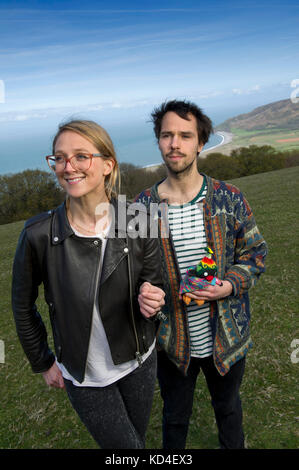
left=198, top=145, right=299, bottom=181
left=0, top=145, right=298, bottom=225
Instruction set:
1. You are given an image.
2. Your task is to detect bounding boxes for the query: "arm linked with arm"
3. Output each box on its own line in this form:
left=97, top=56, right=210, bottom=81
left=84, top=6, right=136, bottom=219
left=137, top=223, right=165, bottom=319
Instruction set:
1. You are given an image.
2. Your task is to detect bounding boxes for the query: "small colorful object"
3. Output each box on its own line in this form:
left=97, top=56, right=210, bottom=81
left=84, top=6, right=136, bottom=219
left=179, top=247, right=222, bottom=306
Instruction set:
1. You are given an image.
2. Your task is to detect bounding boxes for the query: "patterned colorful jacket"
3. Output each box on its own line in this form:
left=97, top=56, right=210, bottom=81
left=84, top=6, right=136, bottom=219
left=135, top=174, right=267, bottom=376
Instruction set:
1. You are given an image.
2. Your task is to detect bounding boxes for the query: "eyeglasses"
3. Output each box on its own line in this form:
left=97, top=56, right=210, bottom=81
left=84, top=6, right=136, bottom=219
left=46, top=153, right=108, bottom=172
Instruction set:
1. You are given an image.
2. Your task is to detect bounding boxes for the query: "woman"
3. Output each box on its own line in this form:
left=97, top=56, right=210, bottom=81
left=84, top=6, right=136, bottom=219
left=12, top=120, right=165, bottom=449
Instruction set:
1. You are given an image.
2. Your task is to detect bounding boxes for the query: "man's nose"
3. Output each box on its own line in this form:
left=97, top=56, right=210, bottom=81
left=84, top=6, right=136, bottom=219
left=171, top=135, right=180, bottom=148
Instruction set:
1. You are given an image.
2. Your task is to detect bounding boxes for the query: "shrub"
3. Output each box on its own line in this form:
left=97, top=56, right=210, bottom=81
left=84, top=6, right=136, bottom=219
left=0, top=170, right=64, bottom=225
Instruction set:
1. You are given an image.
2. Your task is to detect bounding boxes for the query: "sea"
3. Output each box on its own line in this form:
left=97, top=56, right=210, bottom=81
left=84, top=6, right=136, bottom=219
left=0, top=121, right=223, bottom=176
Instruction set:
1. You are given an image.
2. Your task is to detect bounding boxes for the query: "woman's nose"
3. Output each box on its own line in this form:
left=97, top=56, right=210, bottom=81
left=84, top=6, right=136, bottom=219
left=64, top=158, right=74, bottom=171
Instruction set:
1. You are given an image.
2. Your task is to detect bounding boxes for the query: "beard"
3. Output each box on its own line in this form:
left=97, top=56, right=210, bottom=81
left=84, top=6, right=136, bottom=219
left=164, top=152, right=198, bottom=177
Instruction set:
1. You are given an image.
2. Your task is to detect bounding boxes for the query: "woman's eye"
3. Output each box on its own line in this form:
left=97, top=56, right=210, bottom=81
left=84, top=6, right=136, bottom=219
left=54, top=156, right=64, bottom=162
left=75, top=154, right=89, bottom=161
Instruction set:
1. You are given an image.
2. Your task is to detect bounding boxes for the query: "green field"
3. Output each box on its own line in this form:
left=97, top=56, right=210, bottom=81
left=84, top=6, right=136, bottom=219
left=214, top=128, right=299, bottom=156
left=0, top=167, right=298, bottom=449
left=231, top=128, right=299, bottom=151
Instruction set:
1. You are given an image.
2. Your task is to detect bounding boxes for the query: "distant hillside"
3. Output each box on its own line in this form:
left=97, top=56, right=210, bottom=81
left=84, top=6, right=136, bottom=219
left=217, top=99, right=299, bottom=132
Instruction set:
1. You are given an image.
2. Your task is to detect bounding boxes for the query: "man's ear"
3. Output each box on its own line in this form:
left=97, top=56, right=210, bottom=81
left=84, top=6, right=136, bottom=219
left=197, top=142, right=204, bottom=155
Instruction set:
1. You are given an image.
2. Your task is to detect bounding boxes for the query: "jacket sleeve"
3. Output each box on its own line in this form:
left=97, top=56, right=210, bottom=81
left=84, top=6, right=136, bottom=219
left=11, top=228, right=55, bottom=373
left=224, top=194, right=267, bottom=296
left=131, top=206, right=164, bottom=292
left=139, top=234, right=164, bottom=290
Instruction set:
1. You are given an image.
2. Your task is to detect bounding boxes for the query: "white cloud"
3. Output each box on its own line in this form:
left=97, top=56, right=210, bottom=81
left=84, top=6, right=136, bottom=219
left=0, top=99, right=151, bottom=122
left=0, top=80, right=5, bottom=104
left=197, top=90, right=224, bottom=99
left=232, top=84, right=261, bottom=95
left=232, top=88, right=243, bottom=95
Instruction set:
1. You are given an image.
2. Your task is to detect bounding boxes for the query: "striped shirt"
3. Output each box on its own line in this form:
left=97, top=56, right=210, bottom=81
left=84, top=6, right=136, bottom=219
left=168, top=178, right=213, bottom=358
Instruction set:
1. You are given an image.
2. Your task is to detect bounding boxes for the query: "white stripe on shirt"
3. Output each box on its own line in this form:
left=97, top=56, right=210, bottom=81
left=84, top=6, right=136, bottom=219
left=168, top=181, right=213, bottom=358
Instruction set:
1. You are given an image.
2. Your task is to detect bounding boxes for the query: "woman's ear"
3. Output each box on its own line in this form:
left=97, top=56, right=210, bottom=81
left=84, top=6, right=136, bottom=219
left=103, top=158, right=115, bottom=176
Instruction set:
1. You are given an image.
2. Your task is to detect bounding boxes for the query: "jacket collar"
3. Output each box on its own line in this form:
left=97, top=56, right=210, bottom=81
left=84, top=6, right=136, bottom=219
left=51, top=201, right=73, bottom=245
left=51, top=197, right=130, bottom=245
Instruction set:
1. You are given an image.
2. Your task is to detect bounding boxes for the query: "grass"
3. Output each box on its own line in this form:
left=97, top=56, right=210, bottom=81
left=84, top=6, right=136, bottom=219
left=214, top=128, right=299, bottom=155
left=0, top=167, right=298, bottom=449
left=231, top=127, right=299, bottom=151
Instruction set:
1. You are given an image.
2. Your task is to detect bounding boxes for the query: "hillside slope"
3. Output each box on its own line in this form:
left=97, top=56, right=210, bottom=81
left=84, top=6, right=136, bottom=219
left=217, top=98, right=299, bottom=132
left=0, top=167, right=298, bottom=449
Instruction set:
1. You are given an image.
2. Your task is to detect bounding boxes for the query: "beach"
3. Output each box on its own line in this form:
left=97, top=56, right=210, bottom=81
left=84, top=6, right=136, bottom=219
left=201, top=131, right=233, bottom=154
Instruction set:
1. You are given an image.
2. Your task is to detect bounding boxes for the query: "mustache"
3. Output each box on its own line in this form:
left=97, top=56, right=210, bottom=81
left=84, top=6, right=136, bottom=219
left=166, top=151, right=185, bottom=157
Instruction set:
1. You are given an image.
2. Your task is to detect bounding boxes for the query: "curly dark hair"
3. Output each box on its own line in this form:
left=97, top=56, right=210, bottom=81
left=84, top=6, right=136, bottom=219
left=151, top=99, right=213, bottom=145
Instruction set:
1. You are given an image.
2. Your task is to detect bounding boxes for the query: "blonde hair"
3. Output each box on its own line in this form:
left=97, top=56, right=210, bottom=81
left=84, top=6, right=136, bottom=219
left=52, top=119, right=120, bottom=200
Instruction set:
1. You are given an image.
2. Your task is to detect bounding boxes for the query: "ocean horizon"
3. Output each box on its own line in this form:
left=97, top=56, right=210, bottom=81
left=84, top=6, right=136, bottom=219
left=0, top=127, right=223, bottom=176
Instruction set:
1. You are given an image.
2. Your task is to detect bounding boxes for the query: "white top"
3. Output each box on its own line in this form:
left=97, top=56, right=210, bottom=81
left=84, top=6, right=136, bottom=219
left=57, top=224, right=155, bottom=387
left=168, top=180, right=213, bottom=358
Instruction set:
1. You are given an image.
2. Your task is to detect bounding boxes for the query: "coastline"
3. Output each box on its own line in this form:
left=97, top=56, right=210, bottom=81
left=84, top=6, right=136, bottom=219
left=201, top=130, right=233, bottom=154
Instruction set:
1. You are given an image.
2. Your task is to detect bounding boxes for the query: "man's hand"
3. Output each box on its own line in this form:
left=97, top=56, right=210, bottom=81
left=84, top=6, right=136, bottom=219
left=42, top=362, right=65, bottom=389
left=138, top=282, right=165, bottom=319
left=185, top=280, right=233, bottom=302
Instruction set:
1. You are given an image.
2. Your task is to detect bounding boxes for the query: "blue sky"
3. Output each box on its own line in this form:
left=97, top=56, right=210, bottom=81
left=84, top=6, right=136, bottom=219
left=0, top=0, right=298, bottom=172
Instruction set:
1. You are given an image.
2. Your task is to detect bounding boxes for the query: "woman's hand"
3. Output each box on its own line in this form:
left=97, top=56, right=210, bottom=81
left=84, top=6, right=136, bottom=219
left=138, top=282, right=165, bottom=319
left=185, top=280, right=233, bottom=302
left=42, top=362, right=65, bottom=389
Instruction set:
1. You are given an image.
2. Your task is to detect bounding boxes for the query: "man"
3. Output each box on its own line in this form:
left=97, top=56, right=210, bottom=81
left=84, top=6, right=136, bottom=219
left=135, top=100, right=267, bottom=449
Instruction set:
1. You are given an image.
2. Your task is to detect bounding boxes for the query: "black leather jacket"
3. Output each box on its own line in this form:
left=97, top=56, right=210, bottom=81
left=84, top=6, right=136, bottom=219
left=12, top=198, right=162, bottom=383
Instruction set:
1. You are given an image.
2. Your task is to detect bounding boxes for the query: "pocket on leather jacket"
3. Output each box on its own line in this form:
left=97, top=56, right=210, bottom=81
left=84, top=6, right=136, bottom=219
left=49, top=302, right=62, bottom=362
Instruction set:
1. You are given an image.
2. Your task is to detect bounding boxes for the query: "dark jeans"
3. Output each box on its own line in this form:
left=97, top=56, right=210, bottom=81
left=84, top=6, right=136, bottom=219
left=64, top=350, right=157, bottom=449
left=157, top=350, right=245, bottom=449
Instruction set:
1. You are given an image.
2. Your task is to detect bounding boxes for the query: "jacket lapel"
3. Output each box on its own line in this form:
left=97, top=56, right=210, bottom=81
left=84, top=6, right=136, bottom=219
left=100, top=235, right=128, bottom=285
left=100, top=198, right=129, bottom=285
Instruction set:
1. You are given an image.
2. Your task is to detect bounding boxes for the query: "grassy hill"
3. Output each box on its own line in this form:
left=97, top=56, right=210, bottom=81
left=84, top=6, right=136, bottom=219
left=217, top=99, right=299, bottom=132
left=0, top=167, right=298, bottom=449
left=214, top=99, right=299, bottom=155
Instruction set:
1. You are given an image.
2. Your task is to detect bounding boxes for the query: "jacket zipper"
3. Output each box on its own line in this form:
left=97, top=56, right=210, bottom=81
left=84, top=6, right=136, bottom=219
left=85, top=237, right=143, bottom=374
left=83, top=239, right=103, bottom=380
left=126, top=236, right=143, bottom=367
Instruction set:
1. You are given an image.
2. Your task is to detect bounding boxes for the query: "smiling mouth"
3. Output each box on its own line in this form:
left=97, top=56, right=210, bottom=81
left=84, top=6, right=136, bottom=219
left=65, top=176, right=85, bottom=184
